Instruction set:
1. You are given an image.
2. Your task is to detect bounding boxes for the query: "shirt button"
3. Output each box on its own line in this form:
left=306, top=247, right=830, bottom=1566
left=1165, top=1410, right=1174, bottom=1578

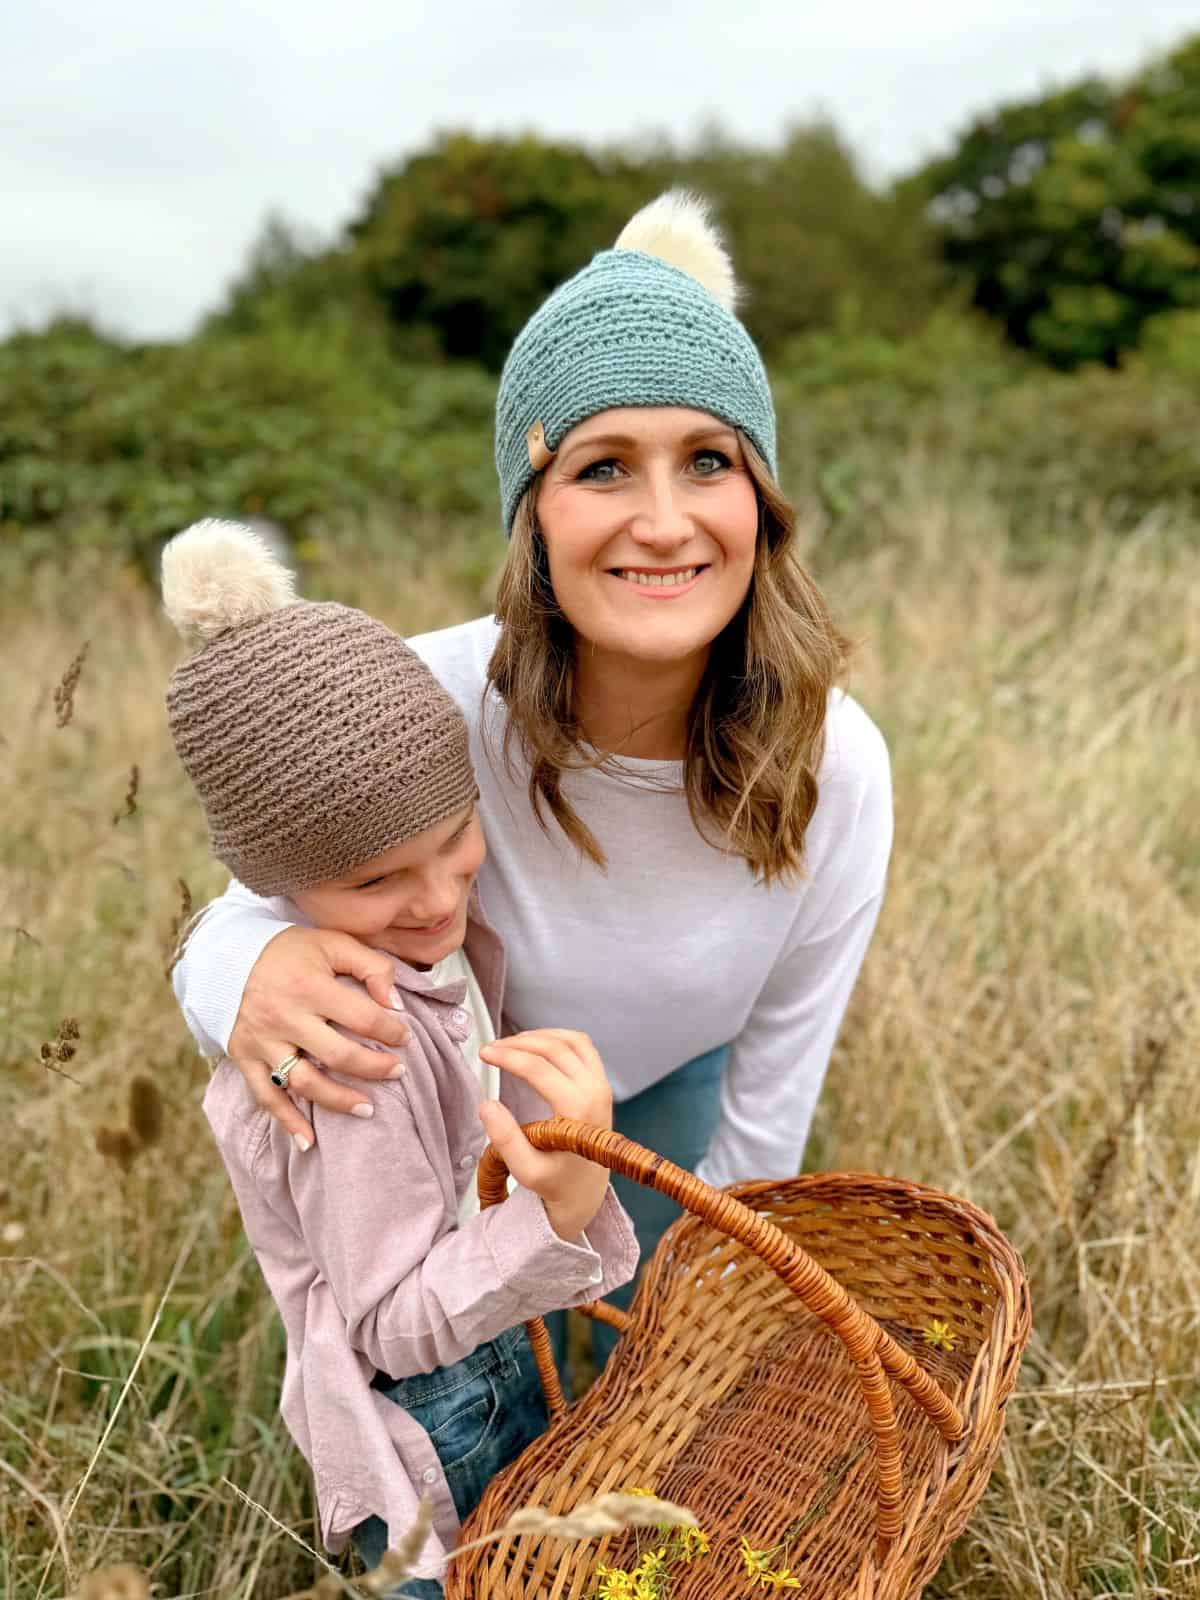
left=590, top=1265, right=603, bottom=1284
left=451, top=1008, right=469, bottom=1025
left=422, top=1466, right=438, bottom=1484
left=459, top=1154, right=475, bottom=1170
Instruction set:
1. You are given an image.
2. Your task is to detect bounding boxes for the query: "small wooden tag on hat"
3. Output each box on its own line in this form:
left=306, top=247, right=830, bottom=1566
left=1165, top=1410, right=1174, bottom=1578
left=526, top=420, right=556, bottom=472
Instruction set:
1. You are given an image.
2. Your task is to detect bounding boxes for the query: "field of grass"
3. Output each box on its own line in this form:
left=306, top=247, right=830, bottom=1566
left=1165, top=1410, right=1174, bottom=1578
left=1, top=484, right=1197, bottom=1599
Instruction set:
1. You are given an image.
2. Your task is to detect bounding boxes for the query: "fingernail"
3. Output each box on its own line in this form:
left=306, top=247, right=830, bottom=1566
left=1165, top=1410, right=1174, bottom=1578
left=351, top=1103, right=375, bottom=1119
left=293, top=1133, right=313, bottom=1153
left=390, top=986, right=405, bottom=1011
left=386, top=1061, right=406, bottom=1079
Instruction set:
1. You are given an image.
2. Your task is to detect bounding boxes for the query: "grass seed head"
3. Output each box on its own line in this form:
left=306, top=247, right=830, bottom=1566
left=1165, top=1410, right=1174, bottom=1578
left=53, top=640, right=90, bottom=728
left=74, top=1565, right=150, bottom=1600
left=129, top=1075, right=164, bottom=1148
left=95, top=1126, right=139, bottom=1173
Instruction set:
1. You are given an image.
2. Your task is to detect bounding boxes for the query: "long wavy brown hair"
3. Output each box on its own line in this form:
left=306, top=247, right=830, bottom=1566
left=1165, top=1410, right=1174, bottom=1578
left=486, top=433, right=852, bottom=884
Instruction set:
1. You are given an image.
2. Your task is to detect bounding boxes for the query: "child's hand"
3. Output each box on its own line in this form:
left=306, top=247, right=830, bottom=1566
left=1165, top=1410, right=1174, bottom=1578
left=476, top=1029, right=613, bottom=1244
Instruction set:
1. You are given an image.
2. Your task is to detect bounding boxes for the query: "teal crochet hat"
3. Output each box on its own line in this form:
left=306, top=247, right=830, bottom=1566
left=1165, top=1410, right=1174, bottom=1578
left=494, top=191, right=777, bottom=533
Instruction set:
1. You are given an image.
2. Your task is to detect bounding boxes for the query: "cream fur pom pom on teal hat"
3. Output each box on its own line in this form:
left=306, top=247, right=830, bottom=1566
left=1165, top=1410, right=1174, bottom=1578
left=494, top=190, right=778, bottom=533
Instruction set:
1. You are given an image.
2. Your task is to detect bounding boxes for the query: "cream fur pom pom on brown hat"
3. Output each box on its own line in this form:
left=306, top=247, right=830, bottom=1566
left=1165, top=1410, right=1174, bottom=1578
left=162, top=519, right=477, bottom=898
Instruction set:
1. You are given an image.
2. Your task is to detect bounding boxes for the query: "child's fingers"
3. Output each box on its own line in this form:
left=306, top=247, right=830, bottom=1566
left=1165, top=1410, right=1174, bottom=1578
left=477, top=1100, right=544, bottom=1188
left=482, top=1032, right=592, bottom=1084
left=520, top=1028, right=606, bottom=1075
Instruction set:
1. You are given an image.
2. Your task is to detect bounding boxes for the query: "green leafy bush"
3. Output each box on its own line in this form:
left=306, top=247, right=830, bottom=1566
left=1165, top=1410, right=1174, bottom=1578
left=773, top=314, right=1200, bottom=560
left=3, top=308, right=1196, bottom=577
left=0, top=316, right=497, bottom=567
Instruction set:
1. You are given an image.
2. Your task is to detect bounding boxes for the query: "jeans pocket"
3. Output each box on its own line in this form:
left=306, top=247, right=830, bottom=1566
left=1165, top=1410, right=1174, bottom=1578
left=418, top=1371, right=500, bottom=1473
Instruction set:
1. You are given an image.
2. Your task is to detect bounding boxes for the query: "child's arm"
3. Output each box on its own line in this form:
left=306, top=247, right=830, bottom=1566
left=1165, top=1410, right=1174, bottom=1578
left=270, top=1076, right=639, bottom=1379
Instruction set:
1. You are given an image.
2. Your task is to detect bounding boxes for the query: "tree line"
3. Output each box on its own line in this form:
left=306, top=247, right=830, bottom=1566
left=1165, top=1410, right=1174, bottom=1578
left=209, top=33, right=1200, bottom=372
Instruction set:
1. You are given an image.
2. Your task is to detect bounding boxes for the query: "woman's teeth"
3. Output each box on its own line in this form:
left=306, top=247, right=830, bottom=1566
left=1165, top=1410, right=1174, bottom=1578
left=616, top=568, right=699, bottom=587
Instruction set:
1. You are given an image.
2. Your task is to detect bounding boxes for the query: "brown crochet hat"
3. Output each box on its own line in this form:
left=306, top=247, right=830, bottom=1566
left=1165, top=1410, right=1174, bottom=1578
left=162, top=519, right=477, bottom=898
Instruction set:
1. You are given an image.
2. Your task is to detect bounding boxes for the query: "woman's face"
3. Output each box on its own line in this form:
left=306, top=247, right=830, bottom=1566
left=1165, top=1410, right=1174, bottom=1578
left=535, top=407, right=759, bottom=673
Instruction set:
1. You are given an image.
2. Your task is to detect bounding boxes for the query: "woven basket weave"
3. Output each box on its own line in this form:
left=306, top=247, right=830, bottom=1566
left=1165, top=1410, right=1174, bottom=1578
left=448, top=1118, right=1031, bottom=1599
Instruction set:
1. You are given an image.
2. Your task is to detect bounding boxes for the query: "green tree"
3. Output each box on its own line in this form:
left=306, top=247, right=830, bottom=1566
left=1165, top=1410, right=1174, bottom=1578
left=346, top=132, right=653, bottom=369
left=676, top=121, right=944, bottom=350
left=911, top=35, right=1200, bottom=366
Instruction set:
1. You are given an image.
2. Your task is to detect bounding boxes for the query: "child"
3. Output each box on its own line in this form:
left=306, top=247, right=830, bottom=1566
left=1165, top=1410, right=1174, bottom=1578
left=162, top=519, right=640, bottom=1597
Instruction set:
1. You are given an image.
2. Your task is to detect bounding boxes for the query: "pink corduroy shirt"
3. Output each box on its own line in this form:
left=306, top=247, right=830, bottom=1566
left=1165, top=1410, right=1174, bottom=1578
left=201, top=888, right=640, bottom=1581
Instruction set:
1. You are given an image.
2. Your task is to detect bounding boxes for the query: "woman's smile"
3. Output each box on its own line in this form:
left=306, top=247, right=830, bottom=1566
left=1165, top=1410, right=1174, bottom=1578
left=607, top=563, right=709, bottom=596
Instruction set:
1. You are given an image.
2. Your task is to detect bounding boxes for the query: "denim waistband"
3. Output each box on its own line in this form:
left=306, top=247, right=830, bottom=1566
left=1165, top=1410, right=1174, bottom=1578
left=370, top=1321, right=528, bottom=1407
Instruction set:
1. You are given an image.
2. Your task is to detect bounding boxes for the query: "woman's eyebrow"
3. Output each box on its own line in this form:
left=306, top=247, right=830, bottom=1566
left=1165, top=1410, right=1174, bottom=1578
left=559, top=427, right=736, bottom=467
left=557, top=433, right=637, bottom=467
left=679, top=425, right=738, bottom=447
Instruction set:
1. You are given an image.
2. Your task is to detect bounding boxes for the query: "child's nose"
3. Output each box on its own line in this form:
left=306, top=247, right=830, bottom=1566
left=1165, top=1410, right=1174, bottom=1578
left=407, top=875, right=458, bottom=923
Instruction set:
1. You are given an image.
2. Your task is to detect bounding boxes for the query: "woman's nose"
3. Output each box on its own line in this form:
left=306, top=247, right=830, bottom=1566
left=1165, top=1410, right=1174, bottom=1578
left=628, top=475, right=692, bottom=548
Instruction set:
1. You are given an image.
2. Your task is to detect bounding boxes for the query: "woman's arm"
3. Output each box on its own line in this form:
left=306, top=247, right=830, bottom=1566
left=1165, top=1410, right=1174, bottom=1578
left=695, top=702, right=894, bottom=1190
left=694, top=892, right=884, bottom=1189
left=172, top=880, right=411, bottom=1144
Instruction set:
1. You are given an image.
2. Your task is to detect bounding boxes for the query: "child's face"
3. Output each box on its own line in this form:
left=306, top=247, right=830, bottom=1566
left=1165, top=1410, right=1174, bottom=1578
left=291, top=803, right=485, bottom=969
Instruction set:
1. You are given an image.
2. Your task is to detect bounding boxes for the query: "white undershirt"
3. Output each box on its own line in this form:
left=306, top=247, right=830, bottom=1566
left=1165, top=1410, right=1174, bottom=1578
left=424, top=948, right=500, bottom=1227
left=173, top=615, right=893, bottom=1189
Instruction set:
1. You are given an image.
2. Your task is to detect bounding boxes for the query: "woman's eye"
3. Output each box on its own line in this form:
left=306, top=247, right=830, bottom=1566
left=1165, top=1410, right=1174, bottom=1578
left=692, top=450, right=731, bottom=475
left=577, top=458, right=622, bottom=483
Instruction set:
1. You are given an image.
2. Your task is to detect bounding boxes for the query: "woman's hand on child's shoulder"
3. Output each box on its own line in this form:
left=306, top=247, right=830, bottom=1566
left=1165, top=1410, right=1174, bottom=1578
left=228, top=925, right=412, bottom=1150
left=476, top=1029, right=614, bottom=1244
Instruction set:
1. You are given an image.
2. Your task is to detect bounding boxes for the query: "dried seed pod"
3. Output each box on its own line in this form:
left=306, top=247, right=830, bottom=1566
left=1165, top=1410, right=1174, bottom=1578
left=113, top=764, right=140, bottom=826
left=128, top=1076, right=163, bottom=1148
left=53, top=642, right=90, bottom=728
left=95, top=1127, right=138, bottom=1173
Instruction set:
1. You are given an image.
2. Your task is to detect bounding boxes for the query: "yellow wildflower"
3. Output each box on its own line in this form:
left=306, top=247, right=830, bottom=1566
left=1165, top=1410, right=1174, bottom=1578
left=595, top=1565, right=638, bottom=1600
left=739, top=1538, right=775, bottom=1577
left=922, top=1318, right=958, bottom=1352
left=675, top=1525, right=711, bottom=1561
left=636, top=1548, right=668, bottom=1585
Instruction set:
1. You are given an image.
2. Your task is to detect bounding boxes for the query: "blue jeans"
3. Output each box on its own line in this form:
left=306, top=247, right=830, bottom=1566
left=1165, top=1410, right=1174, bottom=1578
left=545, top=1042, right=728, bottom=1393
left=351, top=1322, right=550, bottom=1598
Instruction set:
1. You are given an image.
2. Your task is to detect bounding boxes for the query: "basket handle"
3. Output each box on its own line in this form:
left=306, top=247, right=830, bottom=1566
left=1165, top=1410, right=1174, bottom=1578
left=478, top=1117, right=966, bottom=1557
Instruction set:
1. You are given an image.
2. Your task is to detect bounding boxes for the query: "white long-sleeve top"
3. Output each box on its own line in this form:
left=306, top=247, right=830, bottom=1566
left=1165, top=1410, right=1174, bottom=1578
left=173, top=615, right=893, bottom=1189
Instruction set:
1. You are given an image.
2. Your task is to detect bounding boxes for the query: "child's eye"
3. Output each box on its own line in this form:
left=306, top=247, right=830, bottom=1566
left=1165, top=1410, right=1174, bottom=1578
left=692, top=449, right=731, bottom=475
left=354, top=877, right=384, bottom=890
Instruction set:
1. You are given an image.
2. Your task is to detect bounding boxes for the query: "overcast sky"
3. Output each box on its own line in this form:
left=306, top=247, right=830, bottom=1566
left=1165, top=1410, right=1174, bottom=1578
left=4, top=0, right=1196, bottom=342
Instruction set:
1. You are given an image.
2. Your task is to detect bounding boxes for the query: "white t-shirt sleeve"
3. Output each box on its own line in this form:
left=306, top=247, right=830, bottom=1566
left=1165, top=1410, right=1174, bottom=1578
left=171, top=879, right=296, bottom=1058
left=694, top=892, right=885, bottom=1190
left=694, top=705, right=894, bottom=1190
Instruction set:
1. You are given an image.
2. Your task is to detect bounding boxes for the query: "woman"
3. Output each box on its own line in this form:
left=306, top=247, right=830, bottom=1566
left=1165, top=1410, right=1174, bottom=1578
left=172, top=190, right=893, bottom=1387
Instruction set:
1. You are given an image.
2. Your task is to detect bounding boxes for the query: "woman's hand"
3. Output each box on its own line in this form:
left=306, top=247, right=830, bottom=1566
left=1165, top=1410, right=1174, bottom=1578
left=228, top=925, right=412, bottom=1149
left=476, top=1029, right=614, bottom=1243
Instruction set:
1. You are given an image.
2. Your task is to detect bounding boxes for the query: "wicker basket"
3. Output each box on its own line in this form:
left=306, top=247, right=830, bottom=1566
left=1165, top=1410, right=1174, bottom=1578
left=449, top=1117, right=1031, bottom=1599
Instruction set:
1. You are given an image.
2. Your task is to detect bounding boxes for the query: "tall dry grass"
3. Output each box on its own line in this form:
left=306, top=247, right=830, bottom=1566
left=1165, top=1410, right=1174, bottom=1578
left=1, top=491, right=1197, bottom=1599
